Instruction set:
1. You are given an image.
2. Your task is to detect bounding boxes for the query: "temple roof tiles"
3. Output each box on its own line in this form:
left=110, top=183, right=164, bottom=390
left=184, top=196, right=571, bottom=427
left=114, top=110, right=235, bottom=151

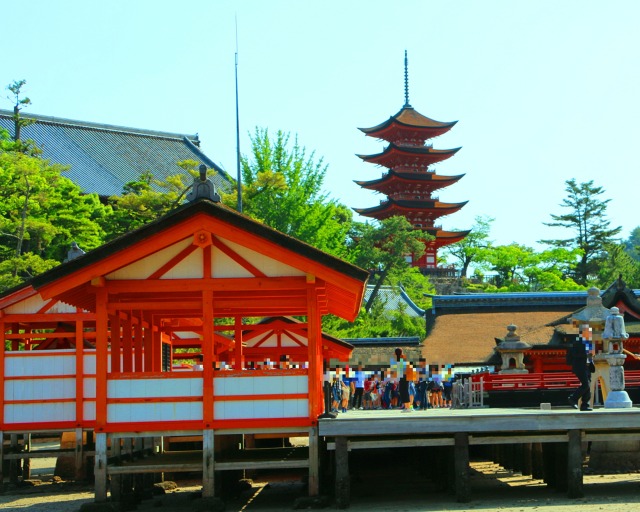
left=354, top=170, right=465, bottom=190
left=357, top=143, right=461, bottom=166
left=353, top=198, right=468, bottom=217
left=358, top=106, right=457, bottom=140
left=0, top=109, right=232, bottom=197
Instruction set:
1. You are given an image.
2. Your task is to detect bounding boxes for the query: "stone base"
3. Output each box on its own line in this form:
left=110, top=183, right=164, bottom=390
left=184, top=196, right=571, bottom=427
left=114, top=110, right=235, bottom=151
left=498, top=369, right=529, bottom=374
left=604, top=390, right=632, bottom=408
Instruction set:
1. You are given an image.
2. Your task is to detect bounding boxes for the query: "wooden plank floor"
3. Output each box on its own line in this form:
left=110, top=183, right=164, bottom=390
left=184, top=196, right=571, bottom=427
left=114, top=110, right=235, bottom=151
left=318, top=406, right=640, bottom=441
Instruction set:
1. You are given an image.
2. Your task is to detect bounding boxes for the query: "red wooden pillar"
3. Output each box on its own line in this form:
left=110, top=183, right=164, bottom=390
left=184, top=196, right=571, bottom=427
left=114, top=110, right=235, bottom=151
left=134, top=312, right=143, bottom=372
left=122, top=314, right=133, bottom=373
left=95, top=286, right=109, bottom=431
left=152, top=315, right=162, bottom=372
left=307, top=275, right=323, bottom=418
left=202, top=290, right=214, bottom=426
left=0, top=316, right=5, bottom=427
left=234, top=316, right=244, bottom=370
left=110, top=314, right=121, bottom=373
left=75, top=319, right=84, bottom=426
left=143, top=312, right=153, bottom=372
left=11, top=322, right=19, bottom=351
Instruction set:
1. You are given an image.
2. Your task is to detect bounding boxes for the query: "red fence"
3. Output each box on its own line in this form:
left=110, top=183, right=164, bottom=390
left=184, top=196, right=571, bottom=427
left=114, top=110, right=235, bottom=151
left=471, top=370, right=640, bottom=392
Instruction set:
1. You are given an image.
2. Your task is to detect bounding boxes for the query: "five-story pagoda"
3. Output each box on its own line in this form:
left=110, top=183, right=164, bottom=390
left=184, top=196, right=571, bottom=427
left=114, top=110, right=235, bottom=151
left=354, top=51, right=469, bottom=271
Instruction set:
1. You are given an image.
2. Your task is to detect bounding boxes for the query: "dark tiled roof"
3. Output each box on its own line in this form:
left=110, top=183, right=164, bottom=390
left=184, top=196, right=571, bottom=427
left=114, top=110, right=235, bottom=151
left=364, top=285, right=425, bottom=318
left=0, top=110, right=233, bottom=197
left=431, top=289, right=640, bottom=316
left=431, top=291, right=592, bottom=314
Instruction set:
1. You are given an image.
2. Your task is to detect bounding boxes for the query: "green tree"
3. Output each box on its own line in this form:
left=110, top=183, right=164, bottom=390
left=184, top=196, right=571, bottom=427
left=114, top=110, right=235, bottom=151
left=0, top=144, right=108, bottom=291
left=541, top=179, right=621, bottom=285
left=442, top=215, right=494, bottom=278
left=624, top=227, right=640, bottom=261
left=596, top=242, right=640, bottom=288
left=479, top=243, right=539, bottom=289
left=472, top=243, right=582, bottom=292
left=5, top=79, right=39, bottom=155
left=222, top=128, right=352, bottom=258
left=348, top=216, right=427, bottom=312
left=104, top=163, right=194, bottom=240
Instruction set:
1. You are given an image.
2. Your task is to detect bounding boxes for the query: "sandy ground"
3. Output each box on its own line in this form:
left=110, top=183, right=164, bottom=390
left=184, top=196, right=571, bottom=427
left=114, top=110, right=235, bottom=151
left=2, top=457, right=640, bottom=512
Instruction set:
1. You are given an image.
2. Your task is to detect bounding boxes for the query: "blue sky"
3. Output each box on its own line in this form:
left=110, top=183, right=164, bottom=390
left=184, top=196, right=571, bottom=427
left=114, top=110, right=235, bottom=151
left=3, top=1, right=639, bottom=251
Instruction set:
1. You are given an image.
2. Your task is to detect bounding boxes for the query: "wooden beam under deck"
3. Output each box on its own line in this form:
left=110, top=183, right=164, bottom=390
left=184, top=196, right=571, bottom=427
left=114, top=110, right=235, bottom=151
left=320, top=406, right=640, bottom=504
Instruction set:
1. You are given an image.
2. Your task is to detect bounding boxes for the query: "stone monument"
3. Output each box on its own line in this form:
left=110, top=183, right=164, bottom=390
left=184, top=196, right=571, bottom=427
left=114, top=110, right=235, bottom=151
left=495, top=324, right=531, bottom=374
left=602, top=306, right=631, bottom=408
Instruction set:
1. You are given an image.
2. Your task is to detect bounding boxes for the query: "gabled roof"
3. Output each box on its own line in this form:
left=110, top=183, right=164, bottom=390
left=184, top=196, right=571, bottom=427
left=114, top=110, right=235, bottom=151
left=0, top=109, right=233, bottom=197
left=354, top=170, right=465, bottom=192
left=20, top=198, right=369, bottom=321
left=353, top=198, right=467, bottom=219
left=357, top=143, right=461, bottom=168
left=602, top=277, right=640, bottom=320
left=359, top=106, right=457, bottom=142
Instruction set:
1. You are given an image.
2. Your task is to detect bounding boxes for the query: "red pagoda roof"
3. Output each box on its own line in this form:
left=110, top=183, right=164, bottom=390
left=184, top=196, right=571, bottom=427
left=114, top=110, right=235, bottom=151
left=359, top=106, right=457, bottom=143
left=353, top=198, right=468, bottom=220
left=422, top=228, right=472, bottom=249
left=354, top=170, right=465, bottom=194
left=357, top=143, right=460, bottom=169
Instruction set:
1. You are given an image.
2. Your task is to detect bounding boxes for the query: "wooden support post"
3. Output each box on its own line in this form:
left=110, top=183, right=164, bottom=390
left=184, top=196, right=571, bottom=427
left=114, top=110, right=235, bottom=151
left=22, top=433, right=31, bottom=480
left=308, top=427, right=319, bottom=496
left=94, top=433, right=108, bottom=502
left=202, top=429, right=214, bottom=498
left=111, top=437, right=122, bottom=502
left=122, top=438, right=133, bottom=496
left=542, top=442, right=556, bottom=487
left=532, top=442, right=544, bottom=480
left=9, top=434, right=18, bottom=484
left=512, top=443, right=523, bottom=474
left=555, top=442, right=569, bottom=492
left=567, top=429, right=584, bottom=499
left=522, top=443, right=533, bottom=476
left=454, top=432, right=471, bottom=503
left=334, top=436, right=349, bottom=509
left=0, top=430, right=4, bottom=484
left=75, top=428, right=84, bottom=481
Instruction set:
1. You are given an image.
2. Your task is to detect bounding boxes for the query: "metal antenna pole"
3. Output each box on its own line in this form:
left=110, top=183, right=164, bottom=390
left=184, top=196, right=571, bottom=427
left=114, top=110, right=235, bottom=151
left=235, top=15, right=242, bottom=212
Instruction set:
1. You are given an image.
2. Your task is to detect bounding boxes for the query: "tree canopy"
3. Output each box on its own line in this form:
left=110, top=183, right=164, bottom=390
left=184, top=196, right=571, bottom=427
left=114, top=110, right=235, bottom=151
left=221, top=128, right=353, bottom=259
left=540, top=179, right=621, bottom=285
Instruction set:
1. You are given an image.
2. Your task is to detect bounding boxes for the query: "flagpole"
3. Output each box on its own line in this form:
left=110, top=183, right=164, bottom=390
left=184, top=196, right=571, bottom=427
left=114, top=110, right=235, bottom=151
left=235, top=15, right=242, bottom=212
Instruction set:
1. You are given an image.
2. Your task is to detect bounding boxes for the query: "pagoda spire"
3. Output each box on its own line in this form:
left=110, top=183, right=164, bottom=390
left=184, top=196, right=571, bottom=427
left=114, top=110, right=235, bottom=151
left=404, top=50, right=411, bottom=108
left=355, top=55, right=469, bottom=271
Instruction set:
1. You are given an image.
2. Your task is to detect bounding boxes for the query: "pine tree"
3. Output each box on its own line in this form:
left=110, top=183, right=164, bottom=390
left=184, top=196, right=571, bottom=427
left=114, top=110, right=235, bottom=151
left=540, top=179, right=621, bottom=285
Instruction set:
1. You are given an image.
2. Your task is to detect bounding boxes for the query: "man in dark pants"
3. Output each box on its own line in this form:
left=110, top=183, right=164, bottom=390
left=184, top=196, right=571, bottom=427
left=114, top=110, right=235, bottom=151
left=567, top=326, right=594, bottom=411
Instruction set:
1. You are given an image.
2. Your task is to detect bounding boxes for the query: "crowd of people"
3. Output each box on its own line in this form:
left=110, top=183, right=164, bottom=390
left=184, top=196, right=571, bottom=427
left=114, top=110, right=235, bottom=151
left=328, top=349, right=456, bottom=414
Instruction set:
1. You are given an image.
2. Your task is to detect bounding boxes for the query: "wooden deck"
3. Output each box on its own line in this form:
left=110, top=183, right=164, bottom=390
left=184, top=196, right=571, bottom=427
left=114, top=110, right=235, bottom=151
left=319, top=406, right=640, bottom=439
left=318, top=406, right=640, bottom=506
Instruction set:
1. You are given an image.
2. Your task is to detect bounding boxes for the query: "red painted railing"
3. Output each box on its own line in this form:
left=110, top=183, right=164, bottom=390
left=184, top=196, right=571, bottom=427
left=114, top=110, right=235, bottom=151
left=471, top=370, right=640, bottom=391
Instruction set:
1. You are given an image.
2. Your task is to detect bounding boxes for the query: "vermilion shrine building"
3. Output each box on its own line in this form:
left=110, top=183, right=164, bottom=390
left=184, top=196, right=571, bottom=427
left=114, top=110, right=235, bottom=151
left=354, top=52, right=469, bottom=271
left=0, top=197, right=368, bottom=500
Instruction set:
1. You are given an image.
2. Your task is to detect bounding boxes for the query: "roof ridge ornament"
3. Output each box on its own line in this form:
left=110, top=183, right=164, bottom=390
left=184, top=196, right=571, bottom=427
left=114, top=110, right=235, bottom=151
left=404, top=50, right=411, bottom=108
left=187, top=164, right=221, bottom=203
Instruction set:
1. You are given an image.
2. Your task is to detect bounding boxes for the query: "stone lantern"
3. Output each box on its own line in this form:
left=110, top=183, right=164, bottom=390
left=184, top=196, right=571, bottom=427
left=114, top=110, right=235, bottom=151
left=602, top=306, right=631, bottom=408
left=496, top=324, right=531, bottom=374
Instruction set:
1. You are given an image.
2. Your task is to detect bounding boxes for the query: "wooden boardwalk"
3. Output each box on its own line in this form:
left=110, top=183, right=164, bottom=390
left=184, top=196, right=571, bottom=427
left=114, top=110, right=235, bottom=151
left=318, top=406, right=640, bottom=507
